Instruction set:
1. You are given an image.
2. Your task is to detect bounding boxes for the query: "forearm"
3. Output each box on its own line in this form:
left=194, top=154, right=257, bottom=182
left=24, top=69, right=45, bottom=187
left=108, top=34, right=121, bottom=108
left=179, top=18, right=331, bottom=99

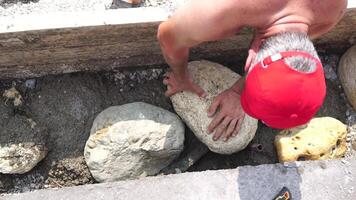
left=230, top=77, right=245, bottom=94
left=158, top=21, right=190, bottom=78
left=162, top=45, right=189, bottom=78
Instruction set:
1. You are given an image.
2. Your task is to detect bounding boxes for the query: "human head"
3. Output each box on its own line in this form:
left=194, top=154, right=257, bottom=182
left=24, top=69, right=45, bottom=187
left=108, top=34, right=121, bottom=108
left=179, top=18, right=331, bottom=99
left=241, top=32, right=326, bottom=129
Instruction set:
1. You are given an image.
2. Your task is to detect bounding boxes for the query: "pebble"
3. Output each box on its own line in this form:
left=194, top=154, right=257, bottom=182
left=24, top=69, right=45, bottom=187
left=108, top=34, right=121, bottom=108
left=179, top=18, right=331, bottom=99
left=25, top=79, right=36, bottom=89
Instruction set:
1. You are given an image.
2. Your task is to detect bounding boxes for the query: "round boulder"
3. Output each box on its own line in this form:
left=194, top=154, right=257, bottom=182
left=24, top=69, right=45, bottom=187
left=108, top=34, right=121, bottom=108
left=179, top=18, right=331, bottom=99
left=84, top=102, right=184, bottom=182
left=170, top=60, right=258, bottom=154
left=339, top=45, right=356, bottom=110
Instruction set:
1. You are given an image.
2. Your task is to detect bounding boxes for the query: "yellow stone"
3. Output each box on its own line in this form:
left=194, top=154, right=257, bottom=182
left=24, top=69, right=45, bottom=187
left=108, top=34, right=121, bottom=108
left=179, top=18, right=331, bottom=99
left=274, top=117, right=347, bottom=162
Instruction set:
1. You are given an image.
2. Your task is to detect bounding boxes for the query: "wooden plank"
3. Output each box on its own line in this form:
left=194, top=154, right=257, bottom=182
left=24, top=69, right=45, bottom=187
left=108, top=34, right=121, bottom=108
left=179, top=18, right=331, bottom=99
left=0, top=5, right=355, bottom=80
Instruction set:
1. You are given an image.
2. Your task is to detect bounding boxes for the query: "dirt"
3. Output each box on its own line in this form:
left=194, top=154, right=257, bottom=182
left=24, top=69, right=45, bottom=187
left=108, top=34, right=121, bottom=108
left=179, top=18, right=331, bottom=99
left=0, top=69, right=173, bottom=193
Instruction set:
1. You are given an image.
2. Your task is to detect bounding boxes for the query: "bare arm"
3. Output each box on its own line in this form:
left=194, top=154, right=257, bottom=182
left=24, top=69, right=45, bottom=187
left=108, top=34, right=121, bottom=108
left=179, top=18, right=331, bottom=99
left=157, top=0, right=274, bottom=96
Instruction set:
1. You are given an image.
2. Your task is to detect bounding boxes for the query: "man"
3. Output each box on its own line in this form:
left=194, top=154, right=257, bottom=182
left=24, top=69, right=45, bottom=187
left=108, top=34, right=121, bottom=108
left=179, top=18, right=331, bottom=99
left=157, top=0, right=347, bottom=142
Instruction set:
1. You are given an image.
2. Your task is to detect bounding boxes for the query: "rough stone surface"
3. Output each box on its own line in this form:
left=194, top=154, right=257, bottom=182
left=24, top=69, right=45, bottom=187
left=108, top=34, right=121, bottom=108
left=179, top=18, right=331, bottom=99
left=275, top=117, right=347, bottom=162
left=170, top=60, right=258, bottom=154
left=3, top=158, right=356, bottom=200
left=84, top=102, right=184, bottom=182
left=0, top=101, right=48, bottom=174
left=339, top=45, right=356, bottom=110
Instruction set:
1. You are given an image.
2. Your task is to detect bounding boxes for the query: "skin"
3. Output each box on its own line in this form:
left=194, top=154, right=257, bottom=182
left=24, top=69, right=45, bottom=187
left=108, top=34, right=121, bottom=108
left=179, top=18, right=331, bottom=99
left=158, top=0, right=347, bottom=141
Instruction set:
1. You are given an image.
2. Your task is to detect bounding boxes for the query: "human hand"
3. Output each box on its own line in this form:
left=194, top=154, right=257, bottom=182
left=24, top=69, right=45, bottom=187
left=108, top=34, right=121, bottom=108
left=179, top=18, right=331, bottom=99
left=244, top=49, right=257, bottom=72
left=207, top=88, right=245, bottom=141
left=163, top=71, right=207, bottom=97
left=244, top=33, right=263, bottom=72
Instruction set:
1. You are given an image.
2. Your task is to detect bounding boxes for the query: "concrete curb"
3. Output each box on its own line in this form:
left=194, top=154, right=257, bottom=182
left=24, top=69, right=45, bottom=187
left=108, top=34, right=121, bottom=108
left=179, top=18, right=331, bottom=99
left=3, top=158, right=355, bottom=200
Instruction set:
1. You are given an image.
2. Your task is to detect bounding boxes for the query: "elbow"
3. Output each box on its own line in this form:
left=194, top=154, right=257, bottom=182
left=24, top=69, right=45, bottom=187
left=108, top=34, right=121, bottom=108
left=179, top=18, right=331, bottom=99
left=157, top=22, right=169, bottom=47
left=157, top=21, right=189, bottom=62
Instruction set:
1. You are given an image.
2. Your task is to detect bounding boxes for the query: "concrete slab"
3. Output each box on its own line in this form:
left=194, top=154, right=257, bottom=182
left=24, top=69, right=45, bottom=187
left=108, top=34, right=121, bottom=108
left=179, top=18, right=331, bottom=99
left=2, top=158, right=355, bottom=200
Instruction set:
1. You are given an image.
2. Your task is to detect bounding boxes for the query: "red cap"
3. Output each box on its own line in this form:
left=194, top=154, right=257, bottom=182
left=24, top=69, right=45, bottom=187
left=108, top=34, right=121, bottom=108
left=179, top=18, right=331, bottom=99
left=241, top=51, right=326, bottom=129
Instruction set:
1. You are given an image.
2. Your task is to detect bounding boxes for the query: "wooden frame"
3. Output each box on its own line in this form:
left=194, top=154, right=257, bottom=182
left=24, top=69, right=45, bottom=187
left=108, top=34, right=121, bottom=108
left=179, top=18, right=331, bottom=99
left=0, top=4, right=355, bottom=79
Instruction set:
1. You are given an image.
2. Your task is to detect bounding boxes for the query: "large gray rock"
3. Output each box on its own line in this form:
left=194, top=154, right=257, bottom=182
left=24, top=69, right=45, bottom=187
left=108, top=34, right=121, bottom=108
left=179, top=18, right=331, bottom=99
left=170, top=60, right=258, bottom=154
left=84, top=102, right=184, bottom=182
left=339, top=45, right=356, bottom=110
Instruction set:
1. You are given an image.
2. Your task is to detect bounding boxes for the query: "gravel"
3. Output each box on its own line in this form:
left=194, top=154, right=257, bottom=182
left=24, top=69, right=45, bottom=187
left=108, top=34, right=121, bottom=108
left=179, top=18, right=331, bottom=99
left=320, top=54, right=356, bottom=158
left=0, top=0, right=112, bottom=17
left=107, top=68, right=164, bottom=92
left=0, top=0, right=188, bottom=17
left=7, top=171, right=45, bottom=193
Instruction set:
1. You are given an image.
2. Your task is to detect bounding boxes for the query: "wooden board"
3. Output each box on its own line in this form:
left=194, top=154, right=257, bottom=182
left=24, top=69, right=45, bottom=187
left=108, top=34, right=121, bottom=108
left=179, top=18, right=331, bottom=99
left=0, top=5, right=355, bottom=80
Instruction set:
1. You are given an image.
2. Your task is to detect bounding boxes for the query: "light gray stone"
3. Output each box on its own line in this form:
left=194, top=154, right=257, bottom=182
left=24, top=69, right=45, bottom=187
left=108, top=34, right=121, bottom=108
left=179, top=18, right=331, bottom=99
left=339, top=45, right=356, bottom=110
left=84, top=102, right=185, bottom=182
left=0, top=113, right=48, bottom=174
left=170, top=60, right=258, bottom=154
left=0, top=144, right=47, bottom=174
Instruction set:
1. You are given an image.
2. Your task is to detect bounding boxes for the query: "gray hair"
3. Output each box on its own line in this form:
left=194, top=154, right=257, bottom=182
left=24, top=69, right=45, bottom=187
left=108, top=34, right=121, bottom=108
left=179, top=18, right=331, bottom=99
left=253, top=32, right=319, bottom=73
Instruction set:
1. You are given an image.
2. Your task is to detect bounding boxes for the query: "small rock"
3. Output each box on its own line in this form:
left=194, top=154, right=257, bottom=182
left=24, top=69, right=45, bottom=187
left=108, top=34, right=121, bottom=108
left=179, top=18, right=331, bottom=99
left=352, top=140, right=356, bottom=151
left=338, top=45, right=356, bottom=110
left=84, top=102, right=184, bottom=182
left=25, top=79, right=36, bottom=89
left=170, top=60, right=258, bottom=154
left=111, top=0, right=142, bottom=8
left=3, top=86, right=23, bottom=106
left=0, top=114, right=48, bottom=174
left=274, top=117, right=347, bottom=162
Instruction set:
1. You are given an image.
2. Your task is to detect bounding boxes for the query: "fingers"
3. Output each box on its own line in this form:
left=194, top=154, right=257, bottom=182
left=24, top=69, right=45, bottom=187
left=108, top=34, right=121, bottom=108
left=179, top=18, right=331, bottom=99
left=164, top=87, right=179, bottom=97
left=190, top=84, right=207, bottom=98
left=163, top=71, right=172, bottom=86
left=244, top=52, right=253, bottom=72
left=208, top=97, right=221, bottom=117
left=244, top=49, right=256, bottom=72
left=163, top=71, right=171, bottom=78
left=208, top=112, right=224, bottom=133
left=232, top=115, right=244, bottom=136
left=163, top=78, right=169, bottom=85
left=224, top=118, right=238, bottom=140
left=213, top=117, right=231, bottom=141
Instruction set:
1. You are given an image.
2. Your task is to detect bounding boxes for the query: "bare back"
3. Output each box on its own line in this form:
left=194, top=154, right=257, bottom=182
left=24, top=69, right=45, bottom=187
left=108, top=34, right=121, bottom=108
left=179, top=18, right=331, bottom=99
left=263, top=0, right=348, bottom=38
left=168, top=0, right=347, bottom=47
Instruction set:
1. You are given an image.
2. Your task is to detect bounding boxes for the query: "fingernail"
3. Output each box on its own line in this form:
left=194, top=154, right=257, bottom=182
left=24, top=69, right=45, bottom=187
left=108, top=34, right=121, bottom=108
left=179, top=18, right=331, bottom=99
left=223, top=137, right=228, bottom=142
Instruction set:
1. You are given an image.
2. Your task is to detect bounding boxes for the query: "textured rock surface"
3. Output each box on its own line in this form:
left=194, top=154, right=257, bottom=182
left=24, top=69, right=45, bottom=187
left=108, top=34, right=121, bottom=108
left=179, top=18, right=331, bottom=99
left=84, top=102, right=184, bottom=182
left=170, top=60, right=258, bottom=154
left=0, top=108, right=48, bottom=174
left=339, top=45, right=356, bottom=110
left=275, top=117, right=347, bottom=162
